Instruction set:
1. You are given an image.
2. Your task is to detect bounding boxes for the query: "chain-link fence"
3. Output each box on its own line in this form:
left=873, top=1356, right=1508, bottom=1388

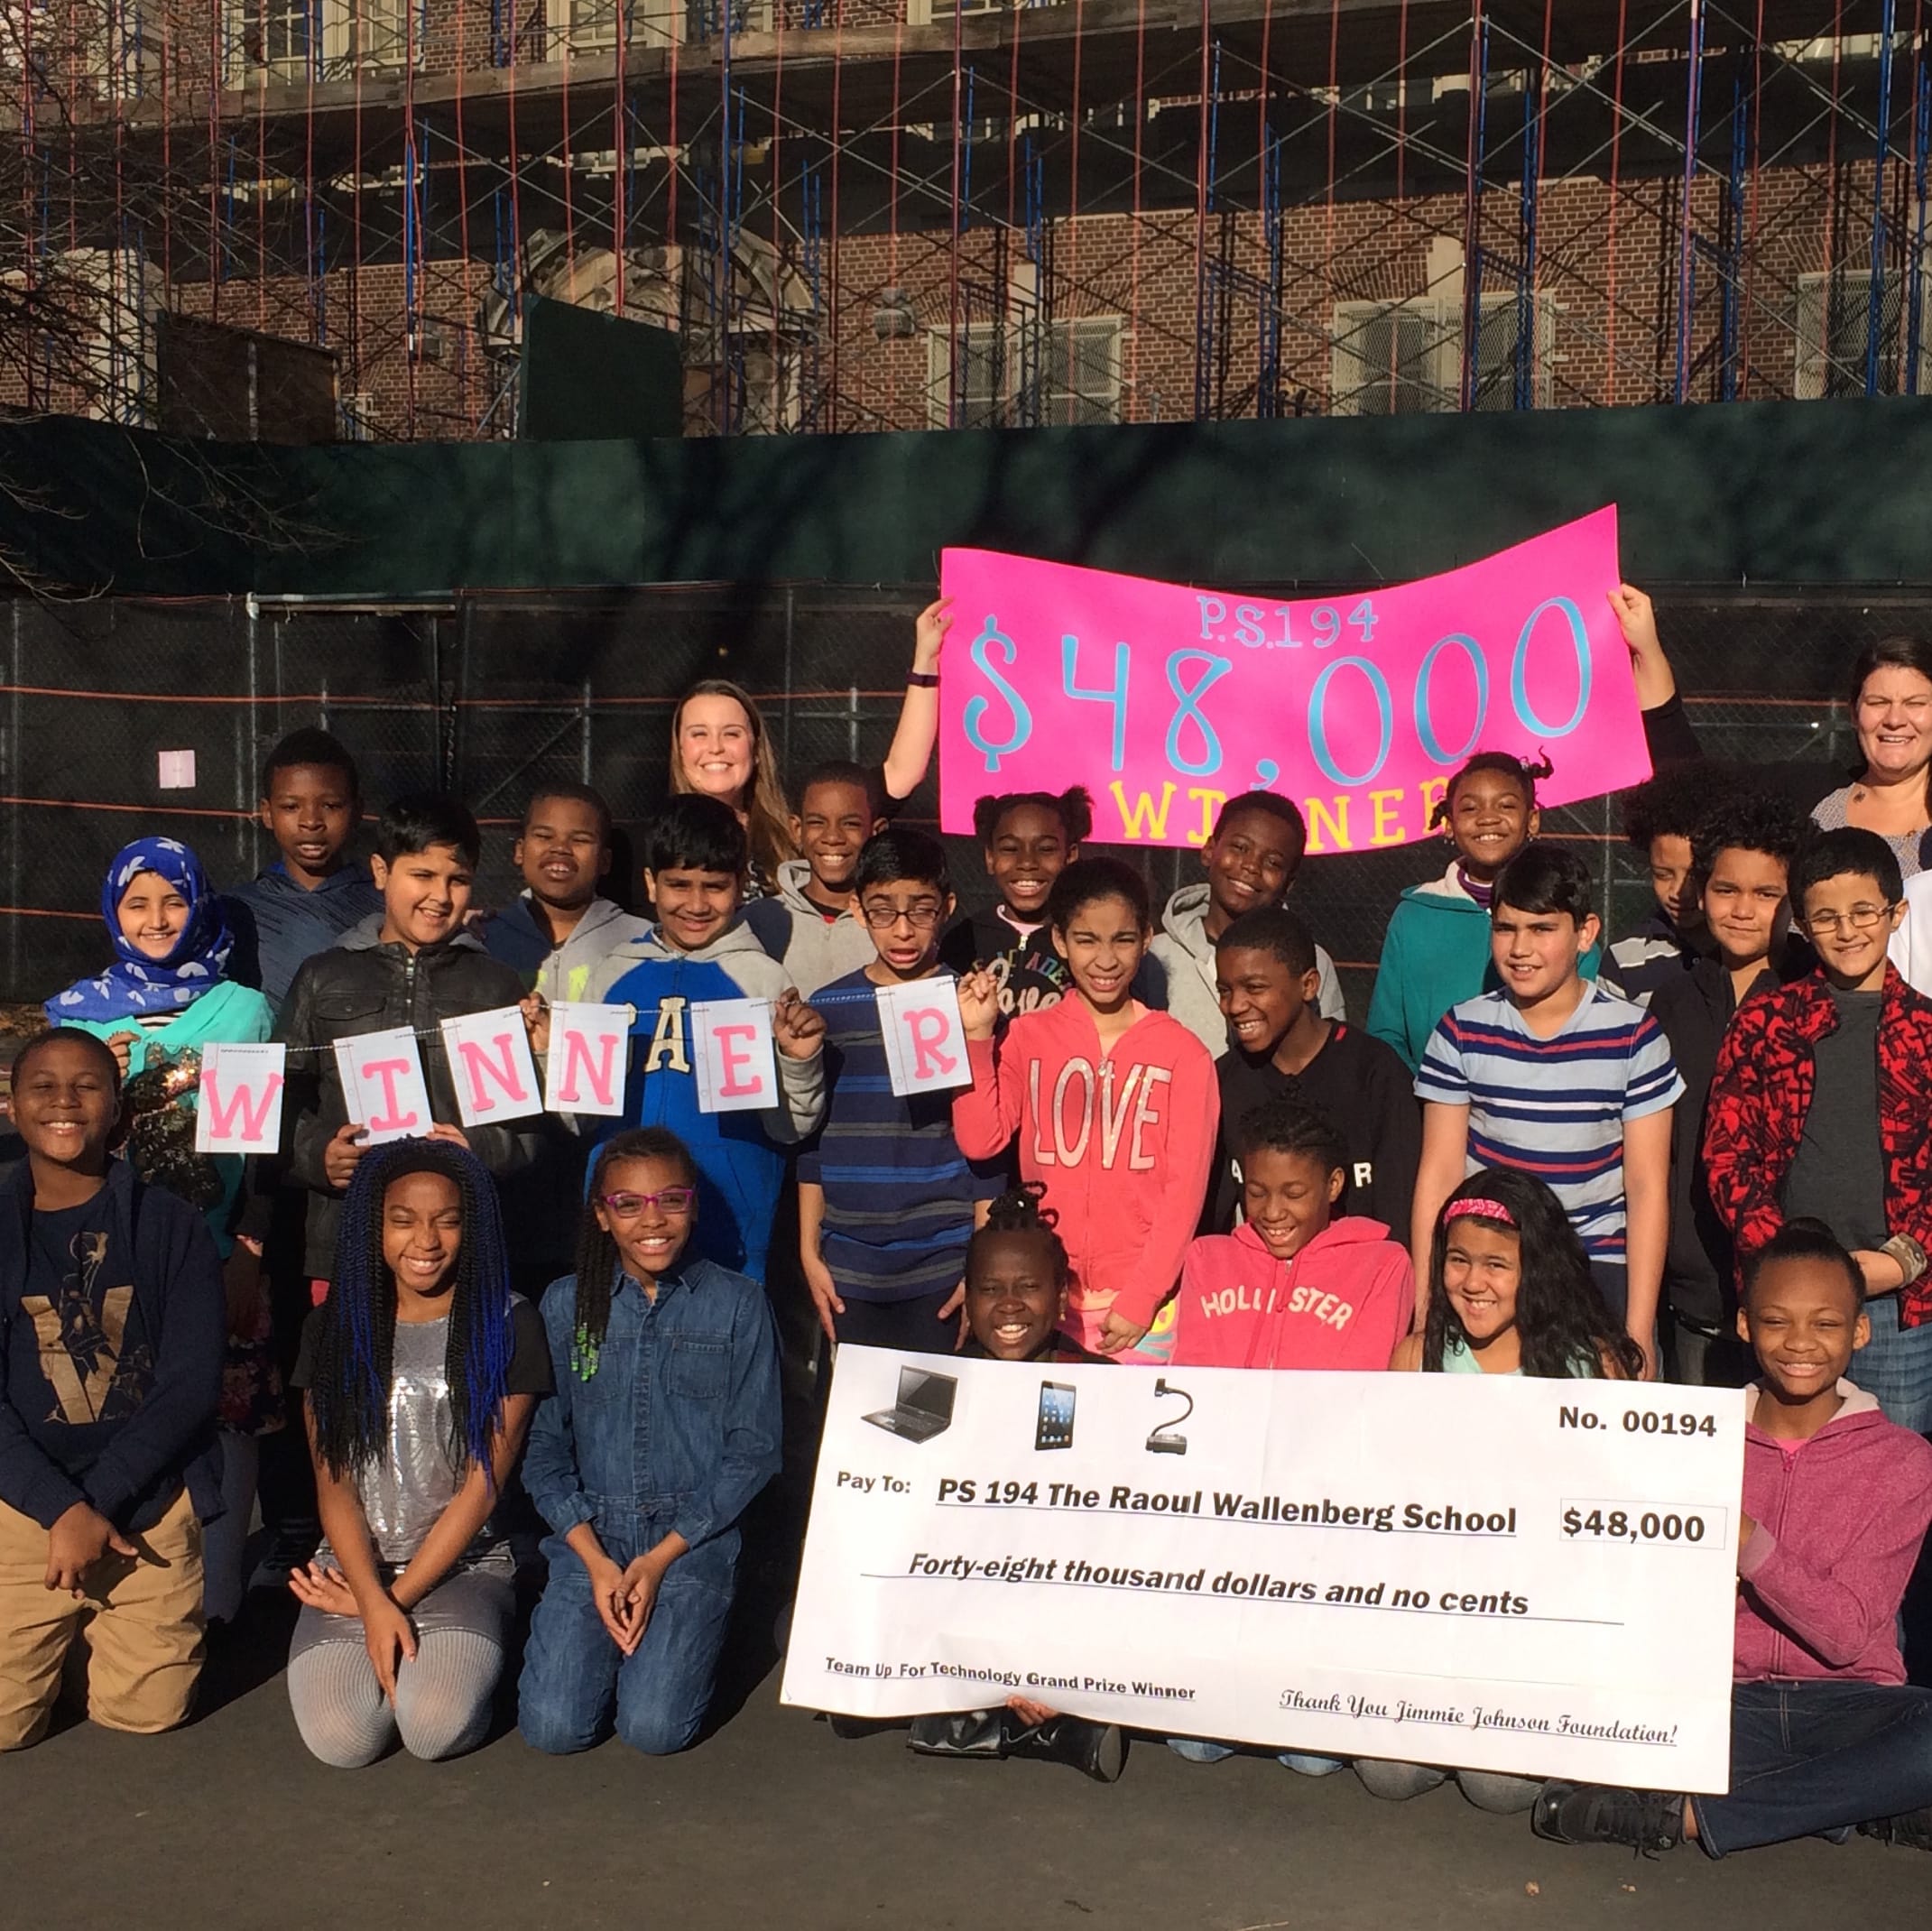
left=0, top=585, right=1912, bottom=1013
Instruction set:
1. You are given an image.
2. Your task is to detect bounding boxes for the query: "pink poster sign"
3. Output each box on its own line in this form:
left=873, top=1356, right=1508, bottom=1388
left=938, top=506, right=1650, bottom=855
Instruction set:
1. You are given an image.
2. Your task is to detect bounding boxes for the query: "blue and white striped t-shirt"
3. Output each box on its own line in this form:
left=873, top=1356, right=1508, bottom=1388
left=1414, top=983, right=1684, bottom=1262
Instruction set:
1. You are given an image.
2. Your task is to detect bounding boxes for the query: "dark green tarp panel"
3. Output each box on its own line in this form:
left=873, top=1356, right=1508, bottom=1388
left=4, top=397, right=1931, bottom=598
left=518, top=296, right=685, bottom=443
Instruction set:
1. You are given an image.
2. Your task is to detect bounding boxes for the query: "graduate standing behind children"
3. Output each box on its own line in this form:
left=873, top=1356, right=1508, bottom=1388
left=576, top=797, right=826, bottom=1284
left=954, top=859, right=1218, bottom=1357
left=519, top=1129, right=781, bottom=1758
left=45, top=836, right=278, bottom=1625
left=0, top=1030, right=224, bottom=1751
left=799, top=831, right=1009, bottom=1351
left=1140, top=791, right=1345, bottom=1055
left=285, top=1141, right=548, bottom=1768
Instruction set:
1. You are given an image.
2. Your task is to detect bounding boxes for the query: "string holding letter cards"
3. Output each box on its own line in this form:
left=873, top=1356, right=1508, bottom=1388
left=195, top=1041, right=288, bottom=1154
left=333, top=1026, right=435, bottom=1145
left=875, top=979, right=972, bottom=1097
left=544, top=1002, right=634, bottom=1119
left=690, top=998, right=778, bottom=1115
left=439, top=1006, right=544, bottom=1129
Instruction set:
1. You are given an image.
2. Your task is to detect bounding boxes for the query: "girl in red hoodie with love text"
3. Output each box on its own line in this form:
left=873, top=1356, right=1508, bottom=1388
left=1168, top=1099, right=1413, bottom=1371
left=955, top=859, right=1217, bottom=1358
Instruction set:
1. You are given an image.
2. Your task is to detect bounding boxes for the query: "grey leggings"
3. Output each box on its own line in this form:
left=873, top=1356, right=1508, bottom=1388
left=1353, top=1758, right=1543, bottom=1813
left=287, top=1565, right=512, bottom=1769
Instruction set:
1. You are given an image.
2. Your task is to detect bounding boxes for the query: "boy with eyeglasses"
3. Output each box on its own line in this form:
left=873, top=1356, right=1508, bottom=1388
left=799, top=830, right=1009, bottom=1351
left=1705, top=827, right=1932, bottom=1431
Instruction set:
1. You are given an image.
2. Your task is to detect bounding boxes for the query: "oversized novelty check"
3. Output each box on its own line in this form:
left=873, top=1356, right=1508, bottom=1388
left=782, top=1352, right=1747, bottom=1791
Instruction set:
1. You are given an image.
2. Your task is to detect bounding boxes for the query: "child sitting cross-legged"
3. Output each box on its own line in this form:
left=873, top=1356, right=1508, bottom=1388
left=1533, top=1218, right=1932, bottom=1857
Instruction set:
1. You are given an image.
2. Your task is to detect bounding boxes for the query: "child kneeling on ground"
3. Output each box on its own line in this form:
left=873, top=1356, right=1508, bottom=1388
left=1533, top=1217, right=1932, bottom=1856
left=518, top=1128, right=781, bottom=1757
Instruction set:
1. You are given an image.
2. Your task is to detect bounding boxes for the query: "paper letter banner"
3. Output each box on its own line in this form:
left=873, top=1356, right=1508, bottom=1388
left=545, top=1002, right=634, bottom=1118
left=439, top=1007, right=544, bottom=1129
left=195, top=1042, right=287, bottom=1154
left=783, top=1352, right=1745, bottom=1792
left=875, top=979, right=971, bottom=1096
left=690, top=998, right=777, bottom=1114
left=938, top=506, right=1649, bottom=855
left=333, top=1027, right=434, bottom=1144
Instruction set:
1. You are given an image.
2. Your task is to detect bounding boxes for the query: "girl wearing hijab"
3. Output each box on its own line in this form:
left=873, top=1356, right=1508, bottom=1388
left=45, top=836, right=279, bottom=1623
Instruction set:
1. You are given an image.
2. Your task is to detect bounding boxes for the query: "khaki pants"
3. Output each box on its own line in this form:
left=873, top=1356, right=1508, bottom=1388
left=0, top=1486, right=205, bottom=1751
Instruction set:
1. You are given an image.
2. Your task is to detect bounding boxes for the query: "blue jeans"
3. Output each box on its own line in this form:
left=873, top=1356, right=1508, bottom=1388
left=1692, top=1679, right=1932, bottom=1856
left=518, top=1531, right=736, bottom=1757
left=1853, top=1298, right=1932, bottom=1437
left=1168, top=1738, right=1348, bottom=1775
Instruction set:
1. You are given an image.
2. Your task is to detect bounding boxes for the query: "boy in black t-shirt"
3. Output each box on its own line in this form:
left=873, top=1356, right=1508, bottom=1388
left=1209, top=908, right=1419, bottom=1236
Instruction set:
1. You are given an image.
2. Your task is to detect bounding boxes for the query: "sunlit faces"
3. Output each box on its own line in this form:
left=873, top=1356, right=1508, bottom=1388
left=382, top=1169, right=465, bottom=1308
left=645, top=863, right=742, bottom=952
left=1441, top=1219, right=1522, bottom=1344
left=1701, top=846, right=1789, bottom=971
left=371, top=842, right=474, bottom=950
left=858, top=877, right=954, bottom=981
left=1647, top=832, right=1705, bottom=935
left=1797, top=869, right=1903, bottom=993
left=792, top=781, right=879, bottom=893
left=1853, top=665, right=1932, bottom=783
left=677, top=693, right=757, bottom=805
left=986, top=803, right=1077, bottom=920
left=1050, top=893, right=1150, bottom=1012
left=1740, top=1255, right=1868, bottom=1404
left=966, top=1230, right=1067, bottom=1361
left=595, top=1153, right=698, bottom=1284
left=1204, top=806, right=1301, bottom=925
left=1215, top=945, right=1321, bottom=1058
left=11, top=1037, right=118, bottom=1170
left=116, top=871, right=190, bottom=961
left=259, top=762, right=359, bottom=888
left=1444, top=771, right=1539, bottom=881
left=516, top=795, right=608, bottom=910
left=1489, top=901, right=1600, bottom=1008
left=1240, top=1145, right=1343, bottom=1263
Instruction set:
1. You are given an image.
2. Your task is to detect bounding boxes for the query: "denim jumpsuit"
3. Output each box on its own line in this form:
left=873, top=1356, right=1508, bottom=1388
left=517, top=1257, right=781, bottom=1756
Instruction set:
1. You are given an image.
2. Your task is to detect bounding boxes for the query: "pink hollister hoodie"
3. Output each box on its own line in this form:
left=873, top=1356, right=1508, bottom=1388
left=952, top=1000, right=1218, bottom=1349
left=1734, top=1381, right=1932, bottom=1686
left=1167, top=1219, right=1415, bottom=1372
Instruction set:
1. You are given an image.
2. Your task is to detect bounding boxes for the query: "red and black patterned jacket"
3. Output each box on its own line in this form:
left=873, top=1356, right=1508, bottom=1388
left=1703, top=965, right=1932, bottom=1328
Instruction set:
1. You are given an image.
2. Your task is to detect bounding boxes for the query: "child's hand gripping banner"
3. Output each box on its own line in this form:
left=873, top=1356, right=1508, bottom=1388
left=938, top=506, right=1650, bottom=855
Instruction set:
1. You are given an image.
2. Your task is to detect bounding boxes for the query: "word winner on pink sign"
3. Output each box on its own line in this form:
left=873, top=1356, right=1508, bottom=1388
left=938, top=507, right=1650, bottom=855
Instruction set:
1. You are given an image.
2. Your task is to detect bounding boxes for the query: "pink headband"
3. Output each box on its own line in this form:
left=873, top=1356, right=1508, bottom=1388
left=1445, top=1196, right=1516, bottom=1228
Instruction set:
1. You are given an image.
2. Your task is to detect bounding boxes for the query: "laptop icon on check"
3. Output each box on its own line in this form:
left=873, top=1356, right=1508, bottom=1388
left=863, top=1367, right=957, bottom=1444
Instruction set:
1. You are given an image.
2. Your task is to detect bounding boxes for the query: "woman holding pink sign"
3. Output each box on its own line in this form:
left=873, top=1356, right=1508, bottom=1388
left=43, top=836, right=278, bottom=1626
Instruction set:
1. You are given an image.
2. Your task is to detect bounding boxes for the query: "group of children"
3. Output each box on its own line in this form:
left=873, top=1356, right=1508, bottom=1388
left=4, top=601, right=1932, bottom=1864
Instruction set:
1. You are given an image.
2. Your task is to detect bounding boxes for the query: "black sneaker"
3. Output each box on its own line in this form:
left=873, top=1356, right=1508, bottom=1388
left=1532, top=1781, right=1685, bottom=1854
left=1859, top=1808, right=1932, bottom=1850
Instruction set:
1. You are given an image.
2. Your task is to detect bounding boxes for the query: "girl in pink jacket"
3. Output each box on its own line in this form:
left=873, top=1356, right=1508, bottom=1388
left=1169, top=1099, right=1412, bottom=1371
left=954, top=859, right=1217, bottom=1356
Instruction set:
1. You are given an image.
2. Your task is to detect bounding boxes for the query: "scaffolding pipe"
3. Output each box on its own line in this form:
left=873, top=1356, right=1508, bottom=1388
left=1676, top=0, right=1706, bottom=404
left=1866, top=0, right=1899, bottom=395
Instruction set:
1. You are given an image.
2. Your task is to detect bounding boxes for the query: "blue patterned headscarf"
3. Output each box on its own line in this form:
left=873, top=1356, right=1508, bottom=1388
left=45, top=836, right=236, bottom=1023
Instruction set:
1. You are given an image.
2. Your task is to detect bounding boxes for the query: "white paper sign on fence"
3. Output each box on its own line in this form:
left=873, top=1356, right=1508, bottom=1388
left=689, top=998, right=777, bottom=1114
left=783, top=1353, right=1746, bottom=1793
left=439, top=1006, right=544, bottom=1129
left=194, top=1042, right=288, bottom=1154
left=875, top=978, right=972, bottom=1096
left=333, top=1027, right=435, bottom=1145
left=545, top=1002, right=635, bottom=1118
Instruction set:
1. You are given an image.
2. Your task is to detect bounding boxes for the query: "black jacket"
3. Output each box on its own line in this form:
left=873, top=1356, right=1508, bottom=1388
left=276, top=919, right=540, bottom=1280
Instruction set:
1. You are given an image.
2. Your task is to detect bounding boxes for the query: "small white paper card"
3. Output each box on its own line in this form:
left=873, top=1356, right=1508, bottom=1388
left=157, top=749, right=197, bottom=790
left=875, top=977, right=973, bottom=1096
left=333, top=1026, right=433, bottom=1145
left=545, top=1002, right=634, bottom=1118
left=439, top=1006, right=545, bottom=1129
left=194, top=1041, right=288, bottom=1153
left=690, top=997, right=777, bottom=1115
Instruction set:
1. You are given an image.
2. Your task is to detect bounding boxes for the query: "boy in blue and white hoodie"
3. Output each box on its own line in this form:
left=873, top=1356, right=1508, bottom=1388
left=580, top=797, right=826, bottom=1283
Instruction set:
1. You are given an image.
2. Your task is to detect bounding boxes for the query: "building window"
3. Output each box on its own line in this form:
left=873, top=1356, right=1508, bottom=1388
left=227, top=0, right=418, bottom=84
left=926, top=317, right=1123, bottom=429
left=547, top=0, right=689, bottom=56
left=1330, top=293, right=1554, bottom=415
left=1793, top=269, right=1932, bottom=399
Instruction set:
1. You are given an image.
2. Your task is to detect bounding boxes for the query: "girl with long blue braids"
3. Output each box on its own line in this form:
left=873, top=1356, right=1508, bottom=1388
left=44, top=835, right=275, bottom=1625
left=284, top=1141, right=551, bottom=1768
